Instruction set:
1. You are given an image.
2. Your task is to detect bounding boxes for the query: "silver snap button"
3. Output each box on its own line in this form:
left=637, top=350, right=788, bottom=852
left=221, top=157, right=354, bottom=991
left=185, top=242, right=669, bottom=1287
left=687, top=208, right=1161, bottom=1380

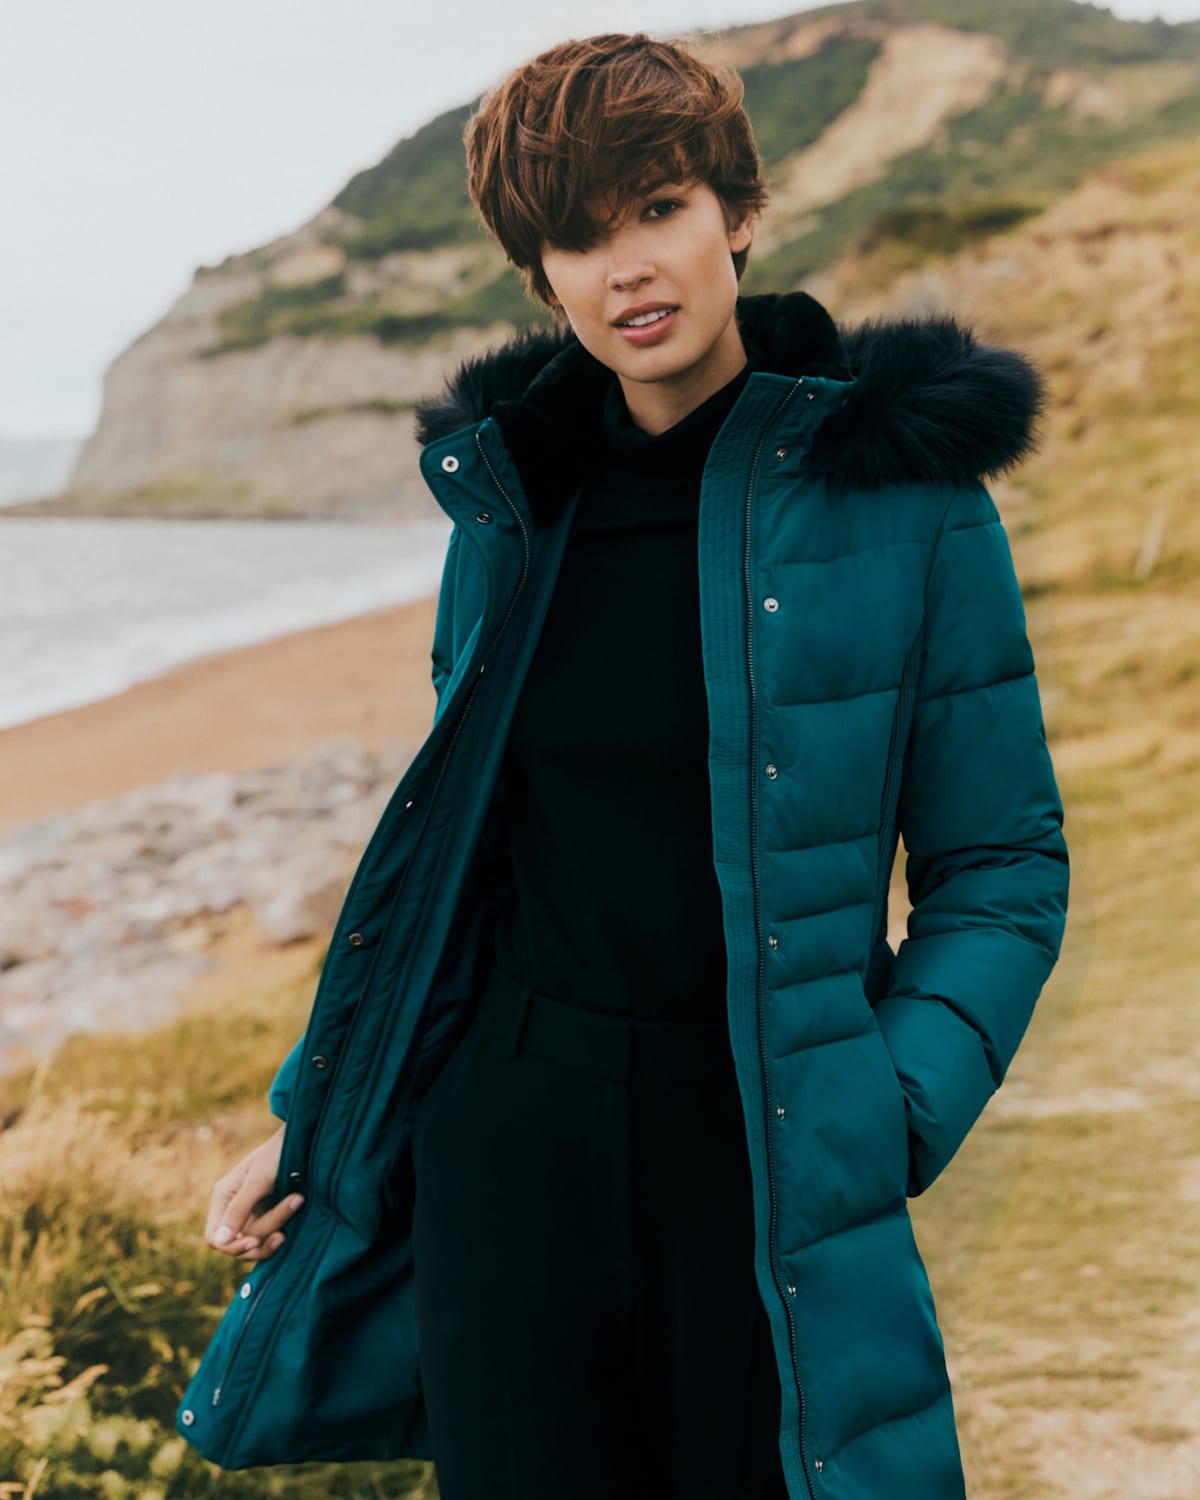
left=764, top=597, right=778, bottom=612
left=181, top=1409, right=195, bottom=1426
left=805, top=391, right=816, bottom=401
left=347, top=931, right=365, bottom=947
left=787, top=1283, right=796, bottom=1296
left=240, top=1282, right=252, bottom=1299
left=814, top=1457, right=824, bottom=1472
left=311, top=1055, right=328, bottom=1069
left=775, top=446, right=787, bottom=461
left=405, top=798, right=414, bottom=809
left=441, top=455, right=460, bottom=473
left=777, top=1104, right=786, bottom=1118
left=475, top=512, right=493, bottom=524
left=765, top=763, right=778, bottom=779
left=768, top=934, right=778, bottom=950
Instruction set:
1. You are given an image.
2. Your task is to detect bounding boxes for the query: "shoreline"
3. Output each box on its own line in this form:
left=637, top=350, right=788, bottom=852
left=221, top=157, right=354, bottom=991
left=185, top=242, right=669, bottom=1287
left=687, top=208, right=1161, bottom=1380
left=0, top=593, right=441, bottom=838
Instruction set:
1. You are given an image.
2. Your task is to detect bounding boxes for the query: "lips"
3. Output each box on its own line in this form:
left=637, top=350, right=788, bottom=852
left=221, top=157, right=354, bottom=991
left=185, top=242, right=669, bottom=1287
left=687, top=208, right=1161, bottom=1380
left=614, top=305, right=679, bottom=327
left=614, top=306, right=680, bottom=346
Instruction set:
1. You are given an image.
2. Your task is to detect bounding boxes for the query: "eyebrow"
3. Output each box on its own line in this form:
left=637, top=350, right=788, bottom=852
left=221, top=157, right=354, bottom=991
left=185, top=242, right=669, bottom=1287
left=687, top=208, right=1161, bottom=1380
left=636, top=174, right=687, bottom=195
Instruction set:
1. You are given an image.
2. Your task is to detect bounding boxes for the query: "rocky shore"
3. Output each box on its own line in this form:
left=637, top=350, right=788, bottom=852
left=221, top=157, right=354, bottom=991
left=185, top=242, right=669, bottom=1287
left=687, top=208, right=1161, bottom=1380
left=0, top=738, right=415, bottom=1076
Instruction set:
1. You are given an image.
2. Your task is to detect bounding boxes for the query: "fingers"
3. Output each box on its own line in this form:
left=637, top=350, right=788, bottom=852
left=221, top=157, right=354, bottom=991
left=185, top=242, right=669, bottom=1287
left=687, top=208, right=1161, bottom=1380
left=241, top=1193, right=307, bottom=1245
left=207, top=1192, right=307, bottom=1260
left=234, top=1229, right=288, bottom=1263
left=205, top=1165, right=248, bottom=1249
left=229, top=1195, right=305, bottom=1261
left=204, top=1129, right=296, bottom=1261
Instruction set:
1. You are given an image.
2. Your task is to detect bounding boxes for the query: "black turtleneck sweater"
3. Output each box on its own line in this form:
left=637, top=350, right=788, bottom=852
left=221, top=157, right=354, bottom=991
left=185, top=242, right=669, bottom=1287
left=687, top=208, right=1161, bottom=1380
left=490, top=356, right=755, bottom=1020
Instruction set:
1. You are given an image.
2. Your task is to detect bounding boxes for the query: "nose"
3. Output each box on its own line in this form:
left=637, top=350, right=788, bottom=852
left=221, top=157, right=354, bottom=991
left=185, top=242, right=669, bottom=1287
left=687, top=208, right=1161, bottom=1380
left=607, top=255, right=654, bottom=292
left=603, top=212, right=660, bottom=293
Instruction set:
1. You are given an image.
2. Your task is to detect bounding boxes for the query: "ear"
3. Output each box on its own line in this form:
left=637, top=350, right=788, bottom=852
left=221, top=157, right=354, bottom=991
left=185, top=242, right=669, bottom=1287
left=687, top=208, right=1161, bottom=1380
left=728, top=209, right=754, bottom=254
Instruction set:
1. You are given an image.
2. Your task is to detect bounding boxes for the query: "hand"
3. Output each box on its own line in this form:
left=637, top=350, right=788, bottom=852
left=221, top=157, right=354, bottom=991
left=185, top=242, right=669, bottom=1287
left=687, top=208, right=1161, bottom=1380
left=205, top=1124, right=305, bottom=1263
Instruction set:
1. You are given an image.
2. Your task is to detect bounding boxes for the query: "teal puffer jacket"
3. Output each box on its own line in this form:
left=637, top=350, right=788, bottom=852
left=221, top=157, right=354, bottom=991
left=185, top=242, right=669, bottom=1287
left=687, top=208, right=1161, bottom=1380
left=175, top=290, right=1069, bottom=1499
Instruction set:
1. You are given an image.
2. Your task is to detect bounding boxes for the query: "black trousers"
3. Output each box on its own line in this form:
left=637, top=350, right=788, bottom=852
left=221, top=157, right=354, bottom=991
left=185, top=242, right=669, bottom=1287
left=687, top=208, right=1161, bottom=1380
left=412, top=959, right=790, bottom=1500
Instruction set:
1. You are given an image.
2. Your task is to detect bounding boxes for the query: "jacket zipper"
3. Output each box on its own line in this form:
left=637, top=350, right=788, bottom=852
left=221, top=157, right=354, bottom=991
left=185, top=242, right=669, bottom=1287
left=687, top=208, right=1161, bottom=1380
left=744, top=377, right=817, bottom=1500
left=308, top=425, right=533, bottom=1197
left=211, top=1255, right=282, bottom=1407
left=210, top=427, right=535, bottom=1421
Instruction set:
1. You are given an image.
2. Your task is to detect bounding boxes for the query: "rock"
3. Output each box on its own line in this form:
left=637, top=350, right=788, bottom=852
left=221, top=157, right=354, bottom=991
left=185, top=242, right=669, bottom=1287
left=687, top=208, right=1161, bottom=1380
left=249, top=852, right=349, bottom=942
left=0, top=735, right=415, bottom=1075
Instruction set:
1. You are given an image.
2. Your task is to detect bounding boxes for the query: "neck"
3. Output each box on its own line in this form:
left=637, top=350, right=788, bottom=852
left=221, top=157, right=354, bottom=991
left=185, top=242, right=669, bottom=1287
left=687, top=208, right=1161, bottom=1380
left=617, top=316, right=749, bottom=436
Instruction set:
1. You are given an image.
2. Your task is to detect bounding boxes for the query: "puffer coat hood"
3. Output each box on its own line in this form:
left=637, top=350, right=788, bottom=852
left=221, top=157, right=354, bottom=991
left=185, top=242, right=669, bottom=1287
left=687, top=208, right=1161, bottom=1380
left=175, top=289, right=1069, bottom=1500
left=413, top=288, right=1045, bottom=516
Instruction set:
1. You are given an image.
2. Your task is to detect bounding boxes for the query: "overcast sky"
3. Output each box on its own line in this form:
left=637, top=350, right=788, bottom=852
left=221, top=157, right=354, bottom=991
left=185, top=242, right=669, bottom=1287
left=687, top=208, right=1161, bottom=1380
left=1, top=0, right=1196, bottom=438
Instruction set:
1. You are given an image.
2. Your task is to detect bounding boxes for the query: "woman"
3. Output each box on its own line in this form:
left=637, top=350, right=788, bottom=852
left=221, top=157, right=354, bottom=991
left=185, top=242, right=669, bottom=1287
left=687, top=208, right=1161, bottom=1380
left=179, top=32, right=1069, bottom=1500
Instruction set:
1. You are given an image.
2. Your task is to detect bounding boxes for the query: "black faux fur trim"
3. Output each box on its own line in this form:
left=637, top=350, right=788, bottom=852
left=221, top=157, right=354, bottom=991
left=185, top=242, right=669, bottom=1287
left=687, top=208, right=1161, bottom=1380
left=414, top=290, right=1044, bottom=526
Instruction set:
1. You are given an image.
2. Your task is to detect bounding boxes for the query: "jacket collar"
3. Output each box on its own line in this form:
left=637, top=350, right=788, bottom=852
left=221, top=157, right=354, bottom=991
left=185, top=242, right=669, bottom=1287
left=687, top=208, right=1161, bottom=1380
left=414, top=289, right=1044, bottom=528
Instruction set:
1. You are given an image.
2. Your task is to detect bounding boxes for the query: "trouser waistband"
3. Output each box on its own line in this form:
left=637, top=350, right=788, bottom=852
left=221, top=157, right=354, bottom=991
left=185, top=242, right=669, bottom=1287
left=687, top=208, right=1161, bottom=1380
left=473, top=961, right=738, bottom=1084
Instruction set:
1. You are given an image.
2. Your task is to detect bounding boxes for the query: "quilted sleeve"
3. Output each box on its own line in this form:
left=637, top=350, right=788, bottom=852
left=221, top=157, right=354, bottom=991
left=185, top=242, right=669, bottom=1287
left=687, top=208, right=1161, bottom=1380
left=267, top=524, right=462, bottom=1124
left=876, top=479, right=1070, bottom=1198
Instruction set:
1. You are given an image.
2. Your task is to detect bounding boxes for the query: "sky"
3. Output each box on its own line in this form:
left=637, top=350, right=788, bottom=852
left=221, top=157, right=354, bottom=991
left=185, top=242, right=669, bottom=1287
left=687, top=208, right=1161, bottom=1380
left=1, top=0, right=1196, bottom=439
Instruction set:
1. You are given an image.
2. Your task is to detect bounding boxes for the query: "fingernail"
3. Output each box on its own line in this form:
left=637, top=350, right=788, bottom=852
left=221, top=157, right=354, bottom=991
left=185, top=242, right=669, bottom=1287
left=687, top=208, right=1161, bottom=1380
left=289, top=1196, right=304, bottom=1211
left=214, top=1225, right=233, bottom=1244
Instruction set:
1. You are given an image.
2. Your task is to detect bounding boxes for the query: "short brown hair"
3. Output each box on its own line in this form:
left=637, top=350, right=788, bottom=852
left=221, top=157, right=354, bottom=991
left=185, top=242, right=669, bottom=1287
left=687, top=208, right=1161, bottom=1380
left=463, top=32, right=770, bottom=312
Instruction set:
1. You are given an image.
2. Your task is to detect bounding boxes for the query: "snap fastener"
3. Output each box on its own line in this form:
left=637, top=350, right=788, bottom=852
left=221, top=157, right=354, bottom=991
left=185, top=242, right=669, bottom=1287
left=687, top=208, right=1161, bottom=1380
left=787, top=1283, right=796, bottom=1296
left=475, top=512, right=493, bottom=524
left=814, top=1457, right=824, bottom=1472
left=441, top=455, right=460, bottom=473
left=775, top=446, right=787, bottom=461
left=405, top=798, right=415, bottom=809
left=765, top=763, right=778, bottom=779
left=240, top=1282, right=252, bottom=1299
left=777, top=1104, right=786, bottom=1119
left=287, top=1171, right=305, bottom=1190
left=805, top=391, right=816, bottom=401
left=311, top=1055, right=328, bottom=1069
left=181, top=1409, right=195, bottom=1426
left=347, top=931, right=365, bottom=947
left=768, top=934, right=779, bottom=950
left=764, top=597, right=778, bottom=612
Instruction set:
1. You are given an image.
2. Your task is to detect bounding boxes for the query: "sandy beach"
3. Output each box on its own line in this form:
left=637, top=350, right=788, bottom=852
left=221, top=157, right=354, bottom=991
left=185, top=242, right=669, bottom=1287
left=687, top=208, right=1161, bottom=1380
left=0, top=593, right=441, bottom=838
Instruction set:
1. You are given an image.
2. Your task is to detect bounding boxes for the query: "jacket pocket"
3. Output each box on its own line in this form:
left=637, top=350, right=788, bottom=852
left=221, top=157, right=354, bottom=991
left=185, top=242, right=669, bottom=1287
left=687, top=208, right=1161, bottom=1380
left=861, top=1015, right=911, bottom=1199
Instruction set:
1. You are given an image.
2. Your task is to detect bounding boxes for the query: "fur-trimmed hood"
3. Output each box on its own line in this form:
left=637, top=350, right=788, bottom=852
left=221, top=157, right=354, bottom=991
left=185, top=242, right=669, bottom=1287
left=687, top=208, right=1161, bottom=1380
left=414, top=289, right=1045, bottom=527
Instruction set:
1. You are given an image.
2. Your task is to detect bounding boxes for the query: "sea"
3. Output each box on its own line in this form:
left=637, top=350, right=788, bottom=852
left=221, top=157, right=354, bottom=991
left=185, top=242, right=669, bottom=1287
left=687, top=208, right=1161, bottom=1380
left=0, top=514, right=454, bottom=731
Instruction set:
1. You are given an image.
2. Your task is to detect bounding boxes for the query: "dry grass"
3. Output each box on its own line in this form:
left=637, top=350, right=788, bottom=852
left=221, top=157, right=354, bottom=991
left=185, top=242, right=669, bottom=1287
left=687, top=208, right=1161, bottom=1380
left=0, top=917, right=435, bottom=1495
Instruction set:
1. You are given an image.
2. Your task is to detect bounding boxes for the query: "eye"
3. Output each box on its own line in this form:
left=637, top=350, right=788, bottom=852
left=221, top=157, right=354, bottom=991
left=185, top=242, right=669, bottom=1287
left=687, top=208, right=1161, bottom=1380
left=645, top=198, right=682, bottom=221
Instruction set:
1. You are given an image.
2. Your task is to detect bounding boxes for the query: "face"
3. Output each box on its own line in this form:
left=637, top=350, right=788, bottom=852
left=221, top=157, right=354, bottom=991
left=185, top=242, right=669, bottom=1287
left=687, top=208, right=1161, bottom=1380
left=539, top=175, right=755, bottom=433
